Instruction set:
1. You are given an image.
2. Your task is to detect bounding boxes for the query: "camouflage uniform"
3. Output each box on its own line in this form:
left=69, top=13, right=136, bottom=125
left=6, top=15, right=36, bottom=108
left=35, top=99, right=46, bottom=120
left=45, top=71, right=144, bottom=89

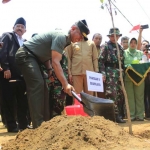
left=98, top=41, right=124, bottom=114
left=48, top=50, right=68, bottom=117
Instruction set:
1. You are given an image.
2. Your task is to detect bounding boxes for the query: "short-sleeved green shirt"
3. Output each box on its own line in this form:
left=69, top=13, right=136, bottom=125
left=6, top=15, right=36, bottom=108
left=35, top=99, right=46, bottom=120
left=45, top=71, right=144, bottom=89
left=124, top=48, right=143, bottom=65
left=24, top=30, right=70, bottom=63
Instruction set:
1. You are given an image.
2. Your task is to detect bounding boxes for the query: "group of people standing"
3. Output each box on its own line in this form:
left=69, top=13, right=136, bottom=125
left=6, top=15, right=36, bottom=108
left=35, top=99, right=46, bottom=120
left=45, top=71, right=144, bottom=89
left=0, top=17, right=90, bottom=131
left=101, top=28, right=150, bottom=123
left=68, top=26, right=150, bottom=124
left=0, top=17, right=150, bottom=133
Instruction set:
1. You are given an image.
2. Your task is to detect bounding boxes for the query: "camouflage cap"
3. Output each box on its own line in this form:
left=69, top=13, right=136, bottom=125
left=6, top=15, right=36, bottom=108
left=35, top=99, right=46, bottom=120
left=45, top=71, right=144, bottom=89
left=107, top=28, right=122, bottom=36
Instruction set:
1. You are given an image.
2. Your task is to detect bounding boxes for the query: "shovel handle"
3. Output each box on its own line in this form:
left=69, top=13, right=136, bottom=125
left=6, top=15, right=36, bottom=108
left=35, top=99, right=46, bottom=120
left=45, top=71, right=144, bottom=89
left=71, top=91, right=81, bottom=102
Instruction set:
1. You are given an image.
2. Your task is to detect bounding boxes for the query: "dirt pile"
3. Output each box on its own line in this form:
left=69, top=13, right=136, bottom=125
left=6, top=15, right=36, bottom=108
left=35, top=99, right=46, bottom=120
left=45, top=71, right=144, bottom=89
left=2, top=115, right=150, bottom=150
left=136, top=130, right=150, bottom=139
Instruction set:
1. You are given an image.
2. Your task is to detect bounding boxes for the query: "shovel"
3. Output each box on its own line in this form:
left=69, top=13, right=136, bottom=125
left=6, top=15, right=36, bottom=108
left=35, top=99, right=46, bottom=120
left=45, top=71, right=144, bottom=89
left=71, top=91, right=115, bottom=122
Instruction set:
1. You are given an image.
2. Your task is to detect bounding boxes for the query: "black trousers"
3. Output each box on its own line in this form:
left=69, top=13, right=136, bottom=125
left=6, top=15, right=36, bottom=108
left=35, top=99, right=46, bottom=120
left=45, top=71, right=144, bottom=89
left=16, top=48, right=50, bottom=128
left=1, top=78, right=28, bottom=130
left=0, top=72, right=5, bottom=124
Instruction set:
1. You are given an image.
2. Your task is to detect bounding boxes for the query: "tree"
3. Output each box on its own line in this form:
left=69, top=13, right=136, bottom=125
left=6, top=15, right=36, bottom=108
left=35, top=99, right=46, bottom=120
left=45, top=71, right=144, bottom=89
left=100, top=0, right=132, bottom=134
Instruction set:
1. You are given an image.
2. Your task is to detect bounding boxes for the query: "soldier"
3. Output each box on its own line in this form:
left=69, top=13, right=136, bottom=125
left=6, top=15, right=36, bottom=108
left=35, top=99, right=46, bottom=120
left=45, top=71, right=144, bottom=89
left=49, top=50, right=68, bottom=118
left=15, top=20, right=90, bottom=128
left=99, top=28, right=125, bottom=123
left=124, top=38, right=144, bottom=121
left=32, top=32, right=68, bottom=118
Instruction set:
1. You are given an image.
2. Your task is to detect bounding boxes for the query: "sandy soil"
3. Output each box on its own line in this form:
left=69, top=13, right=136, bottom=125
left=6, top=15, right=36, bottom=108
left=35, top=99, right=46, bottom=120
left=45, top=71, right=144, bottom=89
left=1, top=116, right=150, bottom=150
left=0, top=122, right=16, bottom=149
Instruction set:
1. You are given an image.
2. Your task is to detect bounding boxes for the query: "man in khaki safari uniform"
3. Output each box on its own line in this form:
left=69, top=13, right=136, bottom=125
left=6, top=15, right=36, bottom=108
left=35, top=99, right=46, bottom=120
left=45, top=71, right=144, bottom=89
left=66, top=20, right=98, bottom=95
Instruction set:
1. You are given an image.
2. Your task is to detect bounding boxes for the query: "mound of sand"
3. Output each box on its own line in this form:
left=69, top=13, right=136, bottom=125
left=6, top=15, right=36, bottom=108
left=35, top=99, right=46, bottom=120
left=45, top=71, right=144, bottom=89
left=2, top=115, right=150, bottom=150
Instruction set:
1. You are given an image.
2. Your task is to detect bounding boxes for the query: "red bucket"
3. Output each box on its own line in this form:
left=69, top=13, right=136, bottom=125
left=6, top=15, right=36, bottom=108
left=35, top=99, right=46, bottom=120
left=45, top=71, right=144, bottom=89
left=65, top=105, right=88, bottom=116
left=65, top=94, right=88, bottom=116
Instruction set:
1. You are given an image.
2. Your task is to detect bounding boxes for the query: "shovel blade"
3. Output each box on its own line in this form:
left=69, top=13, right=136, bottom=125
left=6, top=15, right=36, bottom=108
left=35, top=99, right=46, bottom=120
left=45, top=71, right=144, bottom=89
left=80, top=92, right=115, bottom=122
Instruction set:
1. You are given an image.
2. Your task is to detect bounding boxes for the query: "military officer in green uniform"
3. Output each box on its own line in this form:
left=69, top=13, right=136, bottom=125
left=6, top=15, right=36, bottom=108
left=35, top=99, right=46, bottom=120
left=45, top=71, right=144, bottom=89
left=99, top=28, right=125, bottom=123
left=124, top=38, right=144, bottom=121
left=15, top=20, right=90, bottom=128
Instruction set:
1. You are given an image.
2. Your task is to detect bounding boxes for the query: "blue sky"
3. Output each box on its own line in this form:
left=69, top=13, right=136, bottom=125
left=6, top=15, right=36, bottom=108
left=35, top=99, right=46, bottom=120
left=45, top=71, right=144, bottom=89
left=0, top=0, right=150, bottom=43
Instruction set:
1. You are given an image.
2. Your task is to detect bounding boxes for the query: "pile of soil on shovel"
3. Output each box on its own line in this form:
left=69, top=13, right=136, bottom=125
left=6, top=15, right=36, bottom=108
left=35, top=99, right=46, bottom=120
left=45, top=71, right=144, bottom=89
left=2, top=115, right=150, bottom=150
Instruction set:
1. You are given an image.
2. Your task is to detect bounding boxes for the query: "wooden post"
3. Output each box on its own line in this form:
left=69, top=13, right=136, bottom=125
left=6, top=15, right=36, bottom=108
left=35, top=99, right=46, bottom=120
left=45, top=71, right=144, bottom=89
left=108, top=0, right=132, bottom=134
left=95, top=92, right=97, bottom=97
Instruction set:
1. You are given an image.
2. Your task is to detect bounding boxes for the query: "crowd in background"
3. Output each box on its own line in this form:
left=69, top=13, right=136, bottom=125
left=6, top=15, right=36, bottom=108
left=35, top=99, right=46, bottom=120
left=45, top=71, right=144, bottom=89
left=0, top=17, right=150, bottom=133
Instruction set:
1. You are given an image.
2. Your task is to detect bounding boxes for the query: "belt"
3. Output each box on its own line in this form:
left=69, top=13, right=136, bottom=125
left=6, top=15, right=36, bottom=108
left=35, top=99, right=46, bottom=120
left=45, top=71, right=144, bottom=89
left=22, top=45, right=35, bottom=56
left=22, top=45, right=42, bottom=65
left=22, top=45, right=50, bottom=79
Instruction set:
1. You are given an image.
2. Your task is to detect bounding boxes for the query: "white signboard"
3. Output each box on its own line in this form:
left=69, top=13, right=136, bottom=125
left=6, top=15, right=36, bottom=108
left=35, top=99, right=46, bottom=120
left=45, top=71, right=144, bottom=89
left=86, top=70, right=104, bottom=92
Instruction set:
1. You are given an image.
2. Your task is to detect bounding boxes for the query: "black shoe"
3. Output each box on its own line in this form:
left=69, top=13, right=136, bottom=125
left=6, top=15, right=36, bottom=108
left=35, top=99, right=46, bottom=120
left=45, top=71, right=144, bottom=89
left=19, top=125, right=33, bottom=131
left=136, top=118, right=144, bottom=121
left=145, top=114, right=150, bottom=119
left=7, top=128, right=19, bottom=133
left=27, top=125, right=33, bottom=129
left=115, top=115, right=126, bottom=123
left=131, top=118, right=136, bottom=121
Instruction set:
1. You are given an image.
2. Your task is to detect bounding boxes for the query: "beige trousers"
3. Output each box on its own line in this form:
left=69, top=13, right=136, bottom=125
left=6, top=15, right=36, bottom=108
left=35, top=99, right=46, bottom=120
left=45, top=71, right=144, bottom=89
left=72, top=75, right=93, bottom=95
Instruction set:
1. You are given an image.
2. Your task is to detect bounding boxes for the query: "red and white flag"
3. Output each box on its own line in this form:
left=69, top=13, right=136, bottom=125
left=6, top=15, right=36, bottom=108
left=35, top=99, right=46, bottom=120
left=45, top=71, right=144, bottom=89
left=129, top=25, right=140, bottom=33
left=2, top=0, right=11, bottom=4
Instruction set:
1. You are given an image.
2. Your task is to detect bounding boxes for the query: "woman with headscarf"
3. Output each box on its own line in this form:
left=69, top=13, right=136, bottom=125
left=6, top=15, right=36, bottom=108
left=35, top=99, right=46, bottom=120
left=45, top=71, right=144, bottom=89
left=124, top=38, right=144, bottom=121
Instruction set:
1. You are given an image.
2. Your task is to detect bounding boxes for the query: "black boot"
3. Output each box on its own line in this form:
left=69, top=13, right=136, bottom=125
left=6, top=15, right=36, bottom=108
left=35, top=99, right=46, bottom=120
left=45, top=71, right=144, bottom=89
left=115, top=114, right=126, bottom=123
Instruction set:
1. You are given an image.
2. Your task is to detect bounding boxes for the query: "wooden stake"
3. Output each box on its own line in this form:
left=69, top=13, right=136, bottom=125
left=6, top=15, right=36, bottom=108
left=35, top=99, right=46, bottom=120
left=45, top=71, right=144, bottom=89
left=108, top=0, right=132, bottom=134
left=95, top=92, right=97, bottom=97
